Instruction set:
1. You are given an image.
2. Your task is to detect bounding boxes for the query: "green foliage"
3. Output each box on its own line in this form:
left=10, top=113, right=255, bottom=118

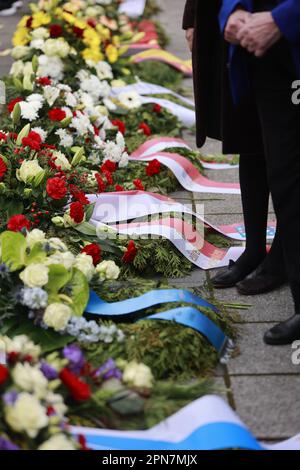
left=132, top=61, right=183, bottom=91
left=68, top=268, right=90, bottom=316
left=0, top=231, right=26, bottom=271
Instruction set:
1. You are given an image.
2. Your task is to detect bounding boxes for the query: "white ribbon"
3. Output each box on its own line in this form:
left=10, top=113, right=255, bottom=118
left=119, top=0, right=146, bottom=17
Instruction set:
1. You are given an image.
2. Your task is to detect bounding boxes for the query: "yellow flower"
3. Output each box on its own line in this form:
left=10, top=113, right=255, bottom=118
left=106, top=44, right=118, bottom=64
left=73, top=19, right=87, bottom=30
left=83, top=28, right=101, bottom=48
left=96, top=24, right=110, bottom=41
left=12, top=28, right=30, bottom=47
left=82, top=48, right=103, bottom=63
left=60, top=11, right=75, bottom=25
left=18, top=15, right=31, bottom=28
left=31, top=12, right=51, bottom=29
left=112, top=35, right=120, bottom=47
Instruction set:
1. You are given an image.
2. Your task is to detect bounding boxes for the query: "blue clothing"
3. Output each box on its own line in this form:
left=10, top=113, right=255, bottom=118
left=219, top=0, right=300, bottom=103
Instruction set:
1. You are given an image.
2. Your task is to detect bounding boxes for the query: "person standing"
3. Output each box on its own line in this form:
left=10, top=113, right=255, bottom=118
left=220, top=0, right=300, bottom=344
left=182, top=0, right=285, bottom=295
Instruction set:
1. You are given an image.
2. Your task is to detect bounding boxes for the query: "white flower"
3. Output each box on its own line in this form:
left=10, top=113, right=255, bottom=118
left=118, top=91, right=142, bottom=109
left=38, top=434, right=75, bottom=450
left=19, top=101, right=40, bottom=121
left=5, top=393, right=48, bottom=438
left=19, top=264, right=49, bottom=288
left=118, top=152, right=129, bottom=168
left=44, top=392, right=67, bottom=418
left=44, top=38, right=70, bottom=58
left=48, top=237, right=68, bottom=252
left=11, top=45, right=30, bottom=59
left=96, top=260, right=120, bottom=280
left=103, top=97, right=117, bottom=111
left=30, top=39, right=45, bottom=50
left=2, top=335, right=41, bottom=359
left=27, top=94, right=44, bottom=105
left=52, top=150, right=71, bottom=170
left=55, top=129, right=74, bottom=147
left=31, top=127, right=47, bottom=142
left=10, top=60, right=25, bottom=76
left=74, top=253, right=95, bottom=281
left=94, top=61, right=113, bottom=80
left=123, top=362, right=154, bottom=389
left=65, top=92, right=77, bottom=107
left=38, top=55, right=64, bottom=81
left=16, top=160, right=44, bottom=184
left=12, top=363, right=48, bottom=398
left=80, top=75, right=111, bottom=101
left=31, top=27, right=49, bottom=39
left=43, top=85, right=60, bottom=106
left=26, top=229, right=46, bottom=247
left=46, top=251, right=75, bottom=270
left=43, top=303, right=72, bottom=332
left=70, top=113, right=94, bottom=136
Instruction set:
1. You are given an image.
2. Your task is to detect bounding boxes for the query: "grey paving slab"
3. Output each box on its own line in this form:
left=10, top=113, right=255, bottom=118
left=169, top=268, right=207, bottom=288
left=230, top=375, right=300, bottom=439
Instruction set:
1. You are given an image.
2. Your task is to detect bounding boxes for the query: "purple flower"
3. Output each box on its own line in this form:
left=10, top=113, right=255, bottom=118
left=40, top=362, right=58, bottom=380
left=2, top=390, right=18, bottom=406
left=63, top=344, right=85, bottom=374
left=95, top=358, right=122, bottom=381
left=0, top=436, right=20, bottom=450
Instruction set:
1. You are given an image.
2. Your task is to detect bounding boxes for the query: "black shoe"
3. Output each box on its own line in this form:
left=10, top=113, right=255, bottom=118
left=211, top=260, right=253, bottom=289
left=0, top=1, right=17, bottom=16
left=264, top=315, right=300, bottom=345
left=236, top=265, right=286, bottom=295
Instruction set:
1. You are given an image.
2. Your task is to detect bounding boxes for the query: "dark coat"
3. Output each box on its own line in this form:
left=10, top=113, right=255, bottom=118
left=182, top=0, right=264, bottom=154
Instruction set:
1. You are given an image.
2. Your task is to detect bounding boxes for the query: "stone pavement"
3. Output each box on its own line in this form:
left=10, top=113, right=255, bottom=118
left=0, top=0, right=299, bottom=443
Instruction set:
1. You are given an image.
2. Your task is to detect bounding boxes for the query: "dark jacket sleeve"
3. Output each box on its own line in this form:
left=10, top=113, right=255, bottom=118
left=182, top=0, right=196, bottom=29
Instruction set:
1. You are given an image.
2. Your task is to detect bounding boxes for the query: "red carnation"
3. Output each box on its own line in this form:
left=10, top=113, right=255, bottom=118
left=0, top=365, right=9, bottom=386
left=81, top=243, right=101, bottom=266
left=46, top=177, right=68, bottom=200
left=146, top=159, right=161, bottom=177
left=102, top=169, right=113, bottom=186
left=70, top=201, right=85, bottom=224
left=133, top=178, right=145, bottom=191
left=36, top=77, right=52, bottom=86
left=111, top=119, right=126, bottom=135
left=115, top=184, right=124, bottom=191
left=48, top=108, right=66, bottom=122
left=153, top=103, right=162, bottom=113
left=22, top=131, right=42, bottom=151
left=73, top=26, right=84, bottom=38
left=0, top=132, right=7, bottom=141
left=59, top=367, right=91, bottom=402
left=95, top=173, right=106, bottom=192
left=7, top=97, right=22, bottom=113
left=138, top=122, right=151, bottom=136
left=101, top=160, right=117, bottom=173
left=0, top=157, right=7, bottom=180
left=49, top=24, right=63, bottom=38
left=70, top=185, right=90, bottom=205
left=87, top=18, right=97, bottom=28
left=122, top=240, right=137, bottom=264
left=7, top=214, right=30, bottom=232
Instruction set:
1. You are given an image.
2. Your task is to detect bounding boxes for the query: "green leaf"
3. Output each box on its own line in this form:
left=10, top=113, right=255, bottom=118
left=74, top=221, right=97, bottom=236
left=85, top=203, right=95, bottom=222
left=68, top=268, right=89, bottom=316
left=0, top=317, right=73, bottom=353
left=0, top=231, right=26, bottom=271
left=6, top=200, right=24, bottom=219
left=25, top=242, right=47, bottom=265
left=16, top=123, right=30, bottom=145
left=31, top=170, right=45, bottom=188
left=46, top=264, right=72, bottom=294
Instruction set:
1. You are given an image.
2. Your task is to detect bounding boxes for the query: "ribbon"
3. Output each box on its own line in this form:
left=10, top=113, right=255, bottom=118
left=86, top=289, right=228, bottom=353
left=71, top=394, right=300, bottom=450
left=130, top=49, right=193, bottom=76
left=119, top=0, right=146, bottom=17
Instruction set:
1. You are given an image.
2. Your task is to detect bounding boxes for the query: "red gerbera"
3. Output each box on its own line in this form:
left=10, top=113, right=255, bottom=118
left=122, top=240, right=137, bottom=264
left=111, top=119, right=126, bottom=135
left=81, top=243, right=101, bottom=266
left=48, top=108, right=66, bottom=122
left=0, top=157, right=7, bottom=180
left=49, top=24, right=63, bottom=38
left=7, top=97, right=22, bottom=113
left=146, top=159, right=161, bottom=177
left=46, top=177, right=68, bottom=200
left=153, top=103, right=162, bottom=113
left=138, top=122, right=151, bottom=136
left=22, top=131, right=42, bottom=151
left=7, top=214, right=31, bottom=232
left=59, top=367, right=91, bottom=402
left=101, top=160, right=117, bottom=173
left=36, top=76, right=52, bottom=86
left=133, top=178, right=145, bottom=191
left=69, top=201, right=85, bottom=224
left=0, top=365, right=9, bottom=386
left=95, top=173, right=106, bottom=192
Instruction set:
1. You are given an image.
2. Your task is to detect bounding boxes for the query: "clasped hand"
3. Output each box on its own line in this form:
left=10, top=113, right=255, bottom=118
left=225, top=9, right=282, bottom=57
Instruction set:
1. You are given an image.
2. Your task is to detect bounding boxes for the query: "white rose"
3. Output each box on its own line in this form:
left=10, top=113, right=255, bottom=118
left=44, top=392, right=67, bottom=418
left=10, top=60, right=25, bottom=76
left=5, top=393, right=48, bottom=438
left=52, top=151, right=71, bottom=171
left=26, top=229, right=46, bottom=248
left=44, top=38, right=70, bottom=58
left=11, top=45, right=30, bottom=59
left=74, top=253, right=95, bottom=281
left=96, top=260, right=120, bottom=280
left=2, top=334, right=41, bottom=359
left=46, top=251, right=75, bottom=270
left=19, top=264, right=49, bottom=288
left=31, top=27, right=49, bottom=39
left=16, top=160, right=44, bottom=184
left=12, top=363, right=48, bottom=398
left=43, top=303, right=72, bottom=331
left=38, top=434, right=75, bottom=450
left=48, top=237, right=68, bottom=252
left=123, top=362, right=154, bottom=389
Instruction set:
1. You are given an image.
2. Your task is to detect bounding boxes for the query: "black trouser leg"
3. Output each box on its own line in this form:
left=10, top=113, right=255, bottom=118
left=253, top=40, right=300, bottom=311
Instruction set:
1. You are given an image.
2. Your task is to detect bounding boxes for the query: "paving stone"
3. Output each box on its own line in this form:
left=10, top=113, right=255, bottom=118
left=168, top=191, right=193, bottom=203
left=168, top=268, right=207, bottom=288
left=230, top=376, right=300, bottom=439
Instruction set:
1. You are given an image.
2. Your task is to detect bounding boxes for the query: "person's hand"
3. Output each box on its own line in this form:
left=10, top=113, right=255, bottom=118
left=224, top=9, right=251, bottom=44
left=237, top=12, right=282, bottom=57
left=185, top=28, right=194, bottom=52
